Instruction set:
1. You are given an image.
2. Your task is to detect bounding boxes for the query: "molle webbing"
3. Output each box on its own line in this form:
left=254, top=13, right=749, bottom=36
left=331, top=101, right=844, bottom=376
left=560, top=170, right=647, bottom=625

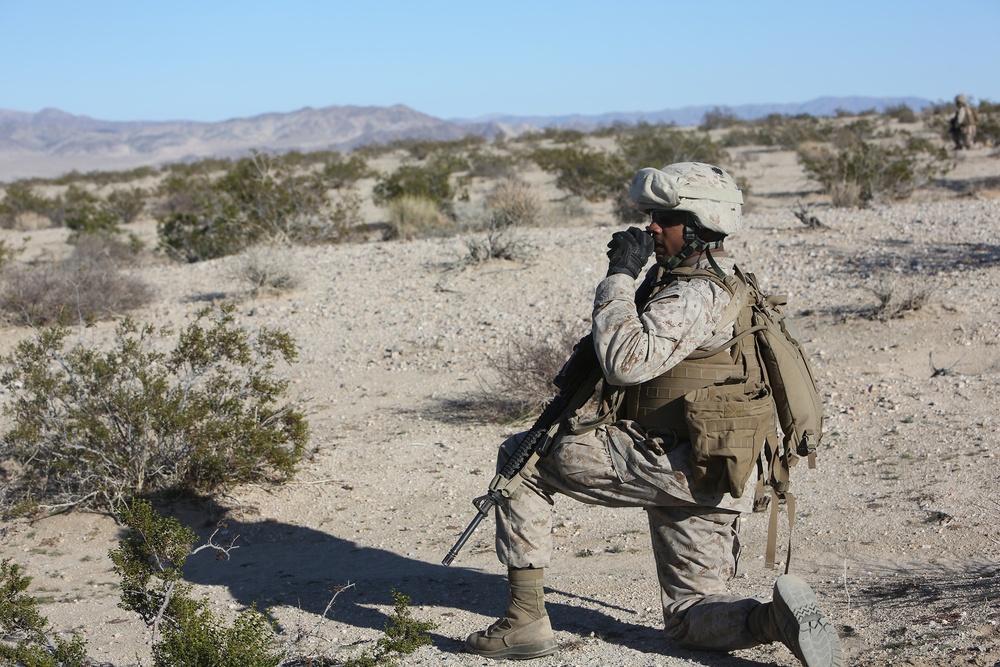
left=625, top=349, right=741, bottom=434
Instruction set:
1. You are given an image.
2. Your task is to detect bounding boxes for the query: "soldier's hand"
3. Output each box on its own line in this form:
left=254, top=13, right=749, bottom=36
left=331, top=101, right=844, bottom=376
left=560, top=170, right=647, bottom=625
left=606, top=227, right=654, bottom=279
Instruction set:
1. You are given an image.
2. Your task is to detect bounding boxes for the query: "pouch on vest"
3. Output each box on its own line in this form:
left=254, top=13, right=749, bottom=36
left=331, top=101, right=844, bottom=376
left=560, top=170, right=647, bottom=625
left=684, top=382, right=774, bottom=498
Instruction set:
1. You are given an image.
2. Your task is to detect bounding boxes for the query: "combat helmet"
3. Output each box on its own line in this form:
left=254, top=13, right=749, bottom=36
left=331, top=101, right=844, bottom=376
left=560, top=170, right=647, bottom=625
left=628, top=161, right=744, bottom=269
left=956, top=94, right=968, bottom=106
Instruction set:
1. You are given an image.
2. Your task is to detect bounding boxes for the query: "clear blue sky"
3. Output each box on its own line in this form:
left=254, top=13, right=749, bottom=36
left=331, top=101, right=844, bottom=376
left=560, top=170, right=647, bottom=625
left=2, top=0, right=998, bottom=123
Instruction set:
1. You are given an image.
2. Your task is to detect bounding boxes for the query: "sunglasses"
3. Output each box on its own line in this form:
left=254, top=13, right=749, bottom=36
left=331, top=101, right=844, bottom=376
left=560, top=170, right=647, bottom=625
left=649, top=210, right=692, bottom=226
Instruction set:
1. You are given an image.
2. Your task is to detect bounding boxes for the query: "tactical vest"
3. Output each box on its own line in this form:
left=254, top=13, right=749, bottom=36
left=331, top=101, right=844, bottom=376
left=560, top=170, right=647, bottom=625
left=620, top=266, right=762, bottom=440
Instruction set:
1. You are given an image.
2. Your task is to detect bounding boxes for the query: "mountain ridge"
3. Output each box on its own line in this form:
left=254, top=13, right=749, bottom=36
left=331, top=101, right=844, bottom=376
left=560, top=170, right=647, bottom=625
left=0, top=96, right=933, bottom=181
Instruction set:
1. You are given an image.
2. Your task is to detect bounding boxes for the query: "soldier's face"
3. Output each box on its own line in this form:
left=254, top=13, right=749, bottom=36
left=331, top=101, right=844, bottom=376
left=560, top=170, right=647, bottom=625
left=646, top=212, right=687, bottom=259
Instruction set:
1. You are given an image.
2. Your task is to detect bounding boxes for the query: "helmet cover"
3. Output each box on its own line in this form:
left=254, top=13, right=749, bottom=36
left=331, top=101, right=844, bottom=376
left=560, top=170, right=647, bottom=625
left=629, top=162, right=743, bottom=235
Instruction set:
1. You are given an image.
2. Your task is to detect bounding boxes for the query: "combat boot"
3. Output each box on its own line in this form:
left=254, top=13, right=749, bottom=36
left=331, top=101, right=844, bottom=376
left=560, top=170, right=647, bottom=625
left=748, top=574, right=843, bottom=667
left=465, top=567, right=558, bottom=660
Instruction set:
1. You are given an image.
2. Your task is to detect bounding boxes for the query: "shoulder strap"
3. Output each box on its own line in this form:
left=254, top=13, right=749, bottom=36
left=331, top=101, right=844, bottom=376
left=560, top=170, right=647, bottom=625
left=670, top=266, right=749, bottom=338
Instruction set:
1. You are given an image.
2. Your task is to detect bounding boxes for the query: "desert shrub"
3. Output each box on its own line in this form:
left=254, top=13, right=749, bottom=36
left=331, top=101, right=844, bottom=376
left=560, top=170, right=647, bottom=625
left=322, top=153, right=372, bottom=189
left=105, top=186, right=148, bottom=224
left=468, top=150, right=520, bottom=179
left=0, top=182, right=48, bottom=229
left=0, top=239, right=21, bottom=271
left=883, top=104, right=918, bottom=124
left=484, top=177, right=541, bottom=228
left=530, top=145, right=625, bottom=202
left=384, top=195, right=452, bottom=240
left=164, top=157, right=234, bottom=177
left=154, top=172, right=216, bottom=219
left=975, top=100, right=1000, bottom=147
left=157, top=152, right=333, bottom=262
left=372, top=162, right=456, bottom=209
left=479, top=326, right=584, bottom=419
left=50, top=165, right=159, bottom=187
left=230, top=244, right=301, bottom=296
left=798, top=132, right=951, bottom=207
left=212, top=152, right=328, bottom=241
left=720, top=114, right=833, bottom=149
left=462, top=178, right=539, bottom=262
left=699, top=107, right=743, bottom=131
left=341, top=591, right=437, bottom=667
left=61, top=184, right=119, bottom=235
left=109, top=500, right=434, bottom=667
left=0, top=558, right=90, bottom=666
left=110, top=499, right=282, bottom=667
left=617, top=123, right=730, bottom=172
left=864, top=272, right=934, bottom=321
left=0, top=304, right=308, bottom=514
left=0, top=244, right=153, bottom=326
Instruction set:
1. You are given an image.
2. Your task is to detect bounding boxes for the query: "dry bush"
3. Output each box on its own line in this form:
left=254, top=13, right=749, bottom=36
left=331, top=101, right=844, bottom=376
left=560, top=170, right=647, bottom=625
left=864, top=272, right=934, bottom=321
left=478, top=326, right=586, bottom=419
left=230, top=244, right=301, bottom=297
left=384, top=194, right=453, bottom=240
left=0, top=253, right=153, bottom=326
left=464, top=178, right=542, bottom=262
left=485, top=177, right=542, bottom=228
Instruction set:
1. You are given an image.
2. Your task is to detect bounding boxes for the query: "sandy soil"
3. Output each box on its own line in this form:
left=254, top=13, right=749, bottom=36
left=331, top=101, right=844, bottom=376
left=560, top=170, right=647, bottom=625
left=2, top=142, right=1000, bottom=667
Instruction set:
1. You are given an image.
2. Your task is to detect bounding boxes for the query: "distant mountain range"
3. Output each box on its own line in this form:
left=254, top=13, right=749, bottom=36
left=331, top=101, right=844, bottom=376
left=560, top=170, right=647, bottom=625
left=0, top=96, right=932, bottom=181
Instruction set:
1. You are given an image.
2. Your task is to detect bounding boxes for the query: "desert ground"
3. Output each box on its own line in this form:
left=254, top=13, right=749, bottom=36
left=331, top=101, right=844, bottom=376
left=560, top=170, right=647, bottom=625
left=2, top=137, right=1000, bottom=667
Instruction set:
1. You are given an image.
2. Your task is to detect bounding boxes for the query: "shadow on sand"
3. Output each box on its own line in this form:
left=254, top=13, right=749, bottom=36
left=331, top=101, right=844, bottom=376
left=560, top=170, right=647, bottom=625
left=172, top=498, right=764, bottom=665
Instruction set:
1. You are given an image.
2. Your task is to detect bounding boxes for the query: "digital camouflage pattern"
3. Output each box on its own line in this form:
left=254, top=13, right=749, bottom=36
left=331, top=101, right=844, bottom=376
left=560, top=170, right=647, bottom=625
left=493, top=255, right=767, bottom=648
left=950, top=95, right=978, bottom=149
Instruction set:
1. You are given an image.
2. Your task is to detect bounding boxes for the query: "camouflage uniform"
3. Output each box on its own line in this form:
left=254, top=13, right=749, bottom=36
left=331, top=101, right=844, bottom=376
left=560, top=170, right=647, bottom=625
left=494, top=254, right=766, bottom=650
left=950, top=94, right=978, bottom=149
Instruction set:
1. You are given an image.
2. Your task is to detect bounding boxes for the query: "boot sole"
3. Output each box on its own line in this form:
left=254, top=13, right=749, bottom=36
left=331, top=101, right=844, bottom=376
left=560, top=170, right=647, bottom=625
left=774, top=575, right=844, bottom=667
left=464, top=637, right=558, bottom=660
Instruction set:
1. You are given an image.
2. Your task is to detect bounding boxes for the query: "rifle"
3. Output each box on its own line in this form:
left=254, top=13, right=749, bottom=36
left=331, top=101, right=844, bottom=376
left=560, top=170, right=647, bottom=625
left=441, top=334, right=602, bottom=566
left=442, top=274, right=656, bottom=566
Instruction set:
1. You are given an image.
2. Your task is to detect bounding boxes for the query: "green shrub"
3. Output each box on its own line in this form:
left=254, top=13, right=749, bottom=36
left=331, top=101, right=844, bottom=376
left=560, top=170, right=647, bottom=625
left=110, top=500, right=282, bottom=667
left=798, top=132, right=951, bottom=207
left=373, top=163, right=456, bottom=209
left=468, top=150, right=520, bottom=179
left=105, top=186, right=148, bottom=224
left=157, top=152, right=333, bottom=262
left=883, top=104, right=918, bottom=124
left=0, top=182, right=48, bottom=229
left=720, top=114, right=833, bottom=149
left=342, top=591, right=436, bottom=667
left=699, top=107, right=743, bottom=131
left=322, top=153, right=372, bottom=189
left=0, top=558, right=90, bottom=666
left=530, top=145, right=625, bottom=202
left=385, top=195, right=452, bottom=240
left=62, top=184, right=119, bottom=235
left=975, top=99, right=1000, bottom=147
left=616, top=123, right=730, bottom=172
left=0, top=304, right=308, bottom=514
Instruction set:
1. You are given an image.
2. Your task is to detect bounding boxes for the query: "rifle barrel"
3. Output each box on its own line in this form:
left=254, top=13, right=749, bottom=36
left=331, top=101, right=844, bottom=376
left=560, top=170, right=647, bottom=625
left=442, top=495, right=496, bottom=566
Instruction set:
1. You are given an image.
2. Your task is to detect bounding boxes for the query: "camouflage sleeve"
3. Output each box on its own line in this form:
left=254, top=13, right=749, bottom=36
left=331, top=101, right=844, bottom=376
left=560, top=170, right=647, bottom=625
left=591, top=273, right=732, bottom=386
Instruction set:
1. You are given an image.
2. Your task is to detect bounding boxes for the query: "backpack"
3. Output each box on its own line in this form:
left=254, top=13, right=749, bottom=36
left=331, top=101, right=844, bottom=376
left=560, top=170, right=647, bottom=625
left=738, top=267, right=822, bottom=572
left=675, top=265, right=823, bottom=573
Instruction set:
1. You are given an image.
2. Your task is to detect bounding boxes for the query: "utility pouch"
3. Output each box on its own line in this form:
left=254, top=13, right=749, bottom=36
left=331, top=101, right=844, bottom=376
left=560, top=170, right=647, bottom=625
left=684, top=383, right=774, bottom=498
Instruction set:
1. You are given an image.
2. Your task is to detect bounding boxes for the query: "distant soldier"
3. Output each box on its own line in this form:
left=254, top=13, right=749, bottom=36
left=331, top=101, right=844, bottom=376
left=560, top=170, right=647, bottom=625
left=950, top=94, right=978, bottom=149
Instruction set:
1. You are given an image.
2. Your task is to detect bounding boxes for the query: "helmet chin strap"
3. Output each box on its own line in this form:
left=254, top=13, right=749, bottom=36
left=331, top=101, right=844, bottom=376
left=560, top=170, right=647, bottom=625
left=658, top=224, right=725, bottom=272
